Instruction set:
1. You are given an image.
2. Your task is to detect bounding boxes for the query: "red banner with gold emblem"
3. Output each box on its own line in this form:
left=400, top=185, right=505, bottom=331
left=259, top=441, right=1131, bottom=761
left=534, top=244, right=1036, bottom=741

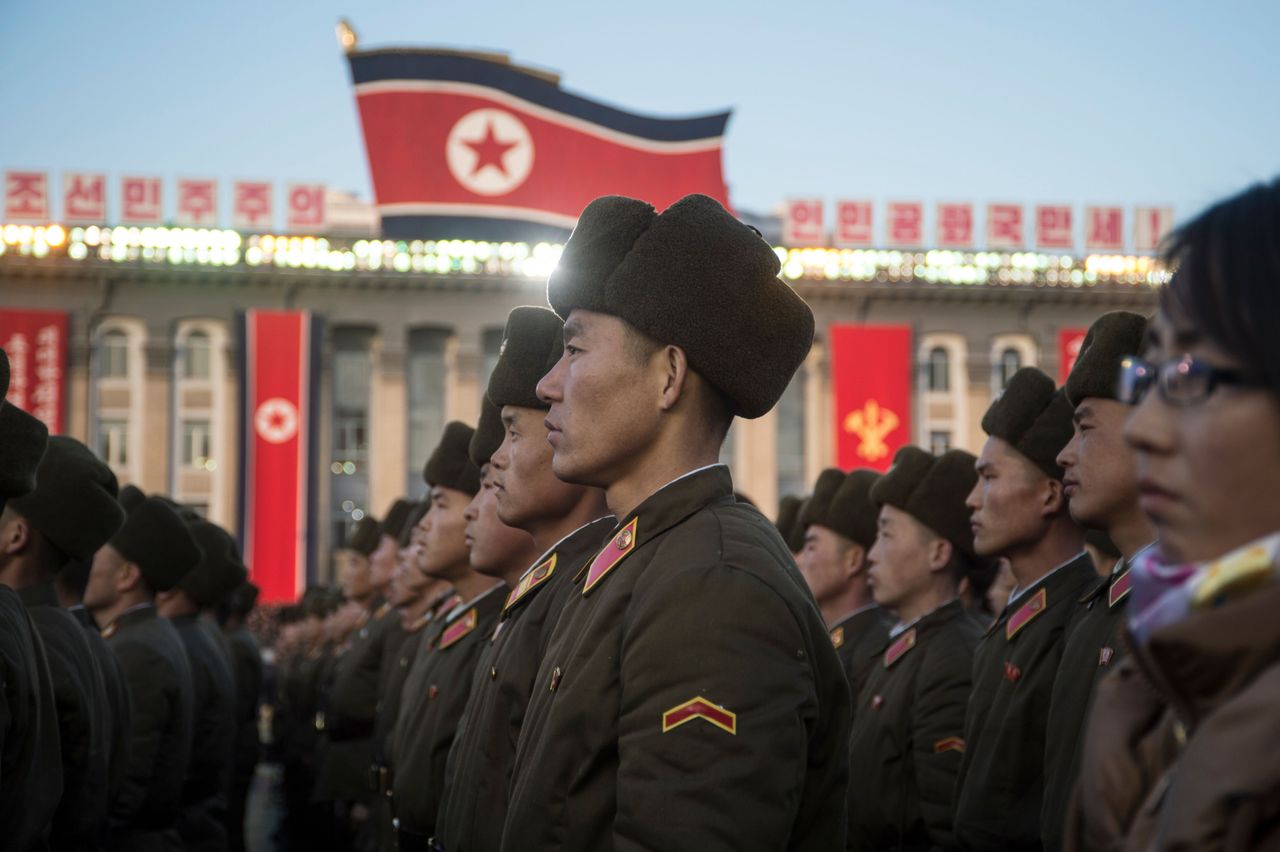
left=239, top=310, right=320, bottom=604
left=830, top=325, right=912, bottom=472
left=1058, top=328, right=1089, bottom=384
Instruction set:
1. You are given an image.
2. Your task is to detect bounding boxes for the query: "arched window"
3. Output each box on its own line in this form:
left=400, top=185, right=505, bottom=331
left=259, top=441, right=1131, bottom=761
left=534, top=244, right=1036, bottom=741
left=998, top=347, right=1022, bottom=389
left=182, top=331, right=211, bottom=379
left=927, top=347, right=950, bottom=392
left=99, top=330, right=129, bottom=378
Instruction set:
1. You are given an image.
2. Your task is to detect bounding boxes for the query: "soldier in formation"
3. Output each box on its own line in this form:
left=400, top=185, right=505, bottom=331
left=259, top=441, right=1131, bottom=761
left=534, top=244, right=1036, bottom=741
left=6, top=180, right=1280, bottom=851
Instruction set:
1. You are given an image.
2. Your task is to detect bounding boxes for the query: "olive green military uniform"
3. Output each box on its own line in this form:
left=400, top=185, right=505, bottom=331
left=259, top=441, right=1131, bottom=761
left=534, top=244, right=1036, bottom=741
left=0, top=583, right=63, bottom=852
left=829, top=604, right=892, bottom=706
left=72, top=602, right=135, bottom=818
left=171, top=613, right=237, bottom=852
left=953, top=553, right=1097, bottom=852
left=225, top=622, right=263, bottom=852
left=371, top=609, right=441, bottom=852
left=315, top=598, right=403, bottom=804
left=436, top=517, right=613, bottom=852
left=106, top=603, right=196, bottom=850
left=1040, top=557, right=1136, bottom=851
left=847, top=600, right=983, bottom=851
left=502, top=466, right=851, bottom=852
left=390, top=584, right=506, bottom=849
left=20, top=581, right=113, bottom=850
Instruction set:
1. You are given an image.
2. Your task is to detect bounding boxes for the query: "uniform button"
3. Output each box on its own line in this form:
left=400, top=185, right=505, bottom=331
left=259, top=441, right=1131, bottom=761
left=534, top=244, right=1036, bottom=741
left=549, top=666, right=562, bottom=692
left=490, top=666, right=497, bottom=680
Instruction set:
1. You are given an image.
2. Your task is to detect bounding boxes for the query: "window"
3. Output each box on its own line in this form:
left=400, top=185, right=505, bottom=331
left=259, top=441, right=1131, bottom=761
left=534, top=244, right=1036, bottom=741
left=775, top=370, right=806, bottom=500
left=99, top=330, right=129, bottom=379
left=182, top=331, right=211, bottom=379
left=997, top=347, right=1022, bottom=390
left=407, top=328, right=449, bottom=497
left=330, top=328, right=374, bottom=553
left=927, top=347, right=950, bottom=392
left=99, top=420, right=129, bottom=467
left=929, top=430, right=952, bottom=455
left=181, top=420, right=211, bottom=469
left=481, top=327, right=505, bottom=389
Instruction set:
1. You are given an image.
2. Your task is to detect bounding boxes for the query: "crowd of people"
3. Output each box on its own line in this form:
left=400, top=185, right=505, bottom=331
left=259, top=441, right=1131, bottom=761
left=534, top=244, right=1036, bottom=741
left=2, top=179, right=1279, bottom=851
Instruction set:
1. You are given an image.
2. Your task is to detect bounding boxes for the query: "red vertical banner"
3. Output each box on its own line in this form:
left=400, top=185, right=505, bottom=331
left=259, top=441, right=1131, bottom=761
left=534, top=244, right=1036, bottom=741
left=241, top=310, right=314, bottom=604
left=830, top=324, right=912, bottom=472
left=0, top=309, right=67, bottom=434
left=1059, top=328, right=1089, bottom=383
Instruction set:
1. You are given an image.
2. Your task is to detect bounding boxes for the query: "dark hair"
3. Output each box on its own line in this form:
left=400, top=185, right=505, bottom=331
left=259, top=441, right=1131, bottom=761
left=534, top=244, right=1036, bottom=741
left=1161, top=178, right=1280, bottom=394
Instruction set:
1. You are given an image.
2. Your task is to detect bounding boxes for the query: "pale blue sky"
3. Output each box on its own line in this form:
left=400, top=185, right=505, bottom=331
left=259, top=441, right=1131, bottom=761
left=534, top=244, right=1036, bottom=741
left=4, top=0, right=1278, bottom=225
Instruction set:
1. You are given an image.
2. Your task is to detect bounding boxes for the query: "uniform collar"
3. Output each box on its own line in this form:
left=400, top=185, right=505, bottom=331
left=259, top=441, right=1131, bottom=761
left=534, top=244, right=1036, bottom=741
left=15, top=580, right=60, bottom=609
left=577, top=465, right=735, bottom=594
left=1007, top=550, right=1090, bottom=607
left=889, top=597, right=960, bottom=638
left=105, top=601, right=156, bottom=635
left=831, top=602, right=880, bottom=630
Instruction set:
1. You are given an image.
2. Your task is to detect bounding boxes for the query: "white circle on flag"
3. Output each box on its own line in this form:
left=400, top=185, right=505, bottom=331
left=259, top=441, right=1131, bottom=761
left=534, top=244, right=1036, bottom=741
left=445, top=108, right=535, bottom=197
left=255, top=397, right=299, bottom=444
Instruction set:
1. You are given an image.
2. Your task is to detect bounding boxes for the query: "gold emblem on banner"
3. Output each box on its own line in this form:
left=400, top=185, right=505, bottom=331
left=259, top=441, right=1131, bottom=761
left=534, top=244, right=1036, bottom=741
left=843, top=399, right=899, bottom=462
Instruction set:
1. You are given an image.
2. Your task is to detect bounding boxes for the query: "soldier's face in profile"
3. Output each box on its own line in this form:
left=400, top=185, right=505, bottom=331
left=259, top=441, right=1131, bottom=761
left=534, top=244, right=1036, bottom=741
left=1124, top=311, right=1280, bottom=564
left=369, top=533, right=399, bottom=590
left=389, top=542, right=427, bottom=605
left=339, top=552, right=373, bottom=601
left=418, top=485, right=471, bottom=580
left=866, top=506, right=935, bottom=613
left=797, top=525, right=862, bottom=607
left=536, top=310, right=664, bottom=488
left=1058, top=399, right=1140, bottom=532
left=84, top=543, right=125, bottom=612
left=967, top=438, right=1059, bottom=558
left=491, top=405, right=586, bottom=530
left=464, top=466, right=537, bottom=577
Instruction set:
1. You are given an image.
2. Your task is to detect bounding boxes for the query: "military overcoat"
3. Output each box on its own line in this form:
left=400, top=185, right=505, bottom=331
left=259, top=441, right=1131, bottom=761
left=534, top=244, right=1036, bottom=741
left=502, top=466, right=851, bottom=852
left=953, top=553, right=1096, bottom=852
left=436, top=517, right=612, bottom=852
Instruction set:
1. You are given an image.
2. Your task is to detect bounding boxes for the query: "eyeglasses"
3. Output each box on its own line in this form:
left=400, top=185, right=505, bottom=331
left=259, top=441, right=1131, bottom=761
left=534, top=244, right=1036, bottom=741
left=1118, top=354, right=1264, bottom=406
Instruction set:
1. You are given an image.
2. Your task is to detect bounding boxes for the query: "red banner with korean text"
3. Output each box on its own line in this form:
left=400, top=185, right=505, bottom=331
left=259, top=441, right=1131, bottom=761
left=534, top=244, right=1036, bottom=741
left=831, top=325, right=912, bottom=472
left=1059, top=328, right=1089, bottom=383
left=240, top=310, right=319, bottom=604
left=0, top=309, right=67, bottom=434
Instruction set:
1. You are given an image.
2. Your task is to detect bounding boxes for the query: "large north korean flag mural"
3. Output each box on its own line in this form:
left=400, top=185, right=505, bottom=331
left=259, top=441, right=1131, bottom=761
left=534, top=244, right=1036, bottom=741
left=347, top=50, right=731, bottom=239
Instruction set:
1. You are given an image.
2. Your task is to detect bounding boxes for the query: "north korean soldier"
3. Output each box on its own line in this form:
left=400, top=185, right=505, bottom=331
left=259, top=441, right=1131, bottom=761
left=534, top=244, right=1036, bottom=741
left=502, top=193, right=850, bottom=851
left=436, top=306, right=613, bottom=852
left=776, top=493, right=803, bottom=558
left=86, top=496, right=203, bottom=850
left=953, top=367, right=1097, bottom=852
left=1040, top=312, right=1155, bottom=852
left=797, top=467, right=891, bottom=701
left=60, top=553, right=136, bottom=829
left=314, top=499, right=409, bottom=850
left=0, top=436, right=124, bottom=850
left=221, top=580, right=263, bottom=852
left=370, top=500, right=443, bottom=852
left=846, top=446, right=984, bottom=851
left=158, top=518, right=245, bottom=852
left=276, top=586, right=340, bottom=852
left=391, top=421, right=501, bottom=850
left=0, top=355, right=64, bottom=852
left=787, top=496, right=811, bottom=558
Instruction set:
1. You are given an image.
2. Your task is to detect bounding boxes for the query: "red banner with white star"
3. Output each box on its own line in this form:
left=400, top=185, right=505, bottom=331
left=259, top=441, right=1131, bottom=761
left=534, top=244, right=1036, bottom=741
left=347, top=51, right=731, bottom=240
left=240, top=310, right=318, bottom=604
left=830, top=325, right=912, bottom=472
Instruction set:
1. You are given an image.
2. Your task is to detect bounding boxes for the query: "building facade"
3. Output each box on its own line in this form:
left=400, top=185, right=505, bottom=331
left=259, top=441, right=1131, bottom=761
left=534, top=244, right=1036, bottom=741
left=0, top=225, right=1159, bottom=580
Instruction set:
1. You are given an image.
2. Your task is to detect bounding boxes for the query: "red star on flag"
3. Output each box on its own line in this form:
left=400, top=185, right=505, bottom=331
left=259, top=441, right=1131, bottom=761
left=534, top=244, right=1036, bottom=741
left=464, top=122, right=519, bottom=177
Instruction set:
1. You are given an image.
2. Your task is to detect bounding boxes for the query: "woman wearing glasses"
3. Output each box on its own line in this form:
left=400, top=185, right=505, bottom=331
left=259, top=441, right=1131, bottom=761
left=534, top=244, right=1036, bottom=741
left=1068, top=179, right=1280, bottom=851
